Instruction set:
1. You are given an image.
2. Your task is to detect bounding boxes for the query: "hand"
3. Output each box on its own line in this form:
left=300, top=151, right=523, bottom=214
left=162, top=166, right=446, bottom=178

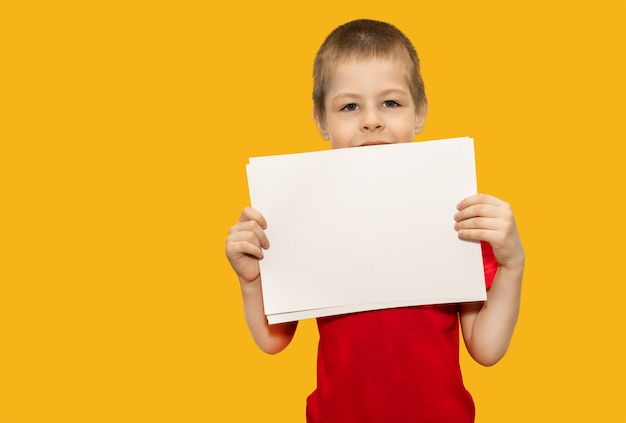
left=225, top=207, right=270, bottom=283
left=454, top=194, right=524, bottom=270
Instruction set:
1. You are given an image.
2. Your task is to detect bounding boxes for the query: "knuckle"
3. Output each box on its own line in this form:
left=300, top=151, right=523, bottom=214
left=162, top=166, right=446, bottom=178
left=504, top=219, right=513, bottom=232
left=249, top=220, right=261, bottom=231
left=243, top=231, right=256, bottom=243
left=241, top=207, right=253, bottom=220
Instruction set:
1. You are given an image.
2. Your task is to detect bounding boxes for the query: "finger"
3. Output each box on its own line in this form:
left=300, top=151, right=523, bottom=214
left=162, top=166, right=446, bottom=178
left=239, top=206, right=268, bottom=229
left=226, top=233, right=265, bottom=259
left=457, top=193, right=502, bottom=210
left=230, top=208, right=270, bottom=248
left=457, top=227, right=515, bottom=255
left=454, top=215, right=501, bottom=231
left=227, top=240, right=265, bottom=260
left=227, top=223, right=270, bottom=249
left=456, top=227, right=499, bottom=244
left=237, top=220, right=270, bottom=249
left=454, top=203, right=500, bottom=222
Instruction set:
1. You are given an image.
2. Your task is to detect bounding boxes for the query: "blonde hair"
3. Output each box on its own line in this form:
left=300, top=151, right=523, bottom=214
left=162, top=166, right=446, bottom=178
left=313, top=19, right=427, bottom=121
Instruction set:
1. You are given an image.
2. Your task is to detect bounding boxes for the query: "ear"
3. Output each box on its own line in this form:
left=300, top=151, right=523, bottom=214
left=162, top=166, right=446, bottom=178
left=414, top=101, right=429, bottom=135
left=312, top=108, right=330, bottom=140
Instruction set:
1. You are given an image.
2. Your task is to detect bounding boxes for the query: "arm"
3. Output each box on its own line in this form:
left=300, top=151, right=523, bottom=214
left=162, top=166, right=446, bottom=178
left=225, top=207, right=297, bottom=354
left=454, top=194, right=525, bottom=366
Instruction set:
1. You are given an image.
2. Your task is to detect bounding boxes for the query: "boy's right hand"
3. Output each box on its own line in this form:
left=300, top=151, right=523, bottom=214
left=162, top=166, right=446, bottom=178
left=225, top=207, right=270, bottom=283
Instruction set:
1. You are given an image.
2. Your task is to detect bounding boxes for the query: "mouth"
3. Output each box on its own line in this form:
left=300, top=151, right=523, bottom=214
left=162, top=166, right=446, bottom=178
left=359, top=141, right=391, bottom=147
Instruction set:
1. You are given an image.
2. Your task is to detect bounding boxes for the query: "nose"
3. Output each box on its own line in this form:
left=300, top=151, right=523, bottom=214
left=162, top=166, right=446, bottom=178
left=361, top=108, right=384, bottom=132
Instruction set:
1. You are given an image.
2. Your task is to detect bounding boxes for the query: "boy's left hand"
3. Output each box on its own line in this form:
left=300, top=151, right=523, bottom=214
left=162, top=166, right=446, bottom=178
left=454, top=193, right=524, bottom=270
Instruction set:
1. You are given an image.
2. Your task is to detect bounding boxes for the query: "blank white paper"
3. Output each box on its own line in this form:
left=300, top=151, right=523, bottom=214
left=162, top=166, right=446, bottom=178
left=246, top=137, right=487, bottom=324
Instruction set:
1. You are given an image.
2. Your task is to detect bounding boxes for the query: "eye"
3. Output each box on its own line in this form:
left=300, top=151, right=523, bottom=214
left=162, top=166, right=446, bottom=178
left=383, top=100, right=399, bottom=107
left=341, top=103, right=358, bottom=111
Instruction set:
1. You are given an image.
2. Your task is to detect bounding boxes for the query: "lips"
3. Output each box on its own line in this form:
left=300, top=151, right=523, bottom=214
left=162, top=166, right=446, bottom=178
left=359, top=141, right=391, bottom=147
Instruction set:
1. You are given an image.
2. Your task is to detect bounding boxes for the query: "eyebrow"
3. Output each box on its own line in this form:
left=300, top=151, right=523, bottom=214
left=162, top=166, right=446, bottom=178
left=331, top=93, right=361, bottom=102
left=379, top=88, right=410, bottom=97
left=331, top=88, right=409, bottom=103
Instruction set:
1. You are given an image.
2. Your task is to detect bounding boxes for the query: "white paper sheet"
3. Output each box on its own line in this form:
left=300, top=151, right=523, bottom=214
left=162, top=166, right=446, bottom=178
left=246, top=137, right=487, bottom=324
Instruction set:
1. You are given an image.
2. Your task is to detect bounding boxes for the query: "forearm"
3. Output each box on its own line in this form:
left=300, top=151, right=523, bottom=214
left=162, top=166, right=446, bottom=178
left=462, top=260, right=524, bottom=366
left=239, top=276, right=297, bottom=354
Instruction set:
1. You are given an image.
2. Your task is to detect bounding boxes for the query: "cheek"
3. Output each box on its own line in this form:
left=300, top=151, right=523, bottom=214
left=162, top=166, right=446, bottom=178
left=330, top=135, right=352, bottom=149
left=393, top=114, right=417, bottom=138
left=328, top=120, right=353, bottom=147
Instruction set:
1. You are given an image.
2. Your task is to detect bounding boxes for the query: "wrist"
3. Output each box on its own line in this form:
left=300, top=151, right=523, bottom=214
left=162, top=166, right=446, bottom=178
left=239, top=276, right=262, bottom=296
left=499, top=255, right=525, bottom=277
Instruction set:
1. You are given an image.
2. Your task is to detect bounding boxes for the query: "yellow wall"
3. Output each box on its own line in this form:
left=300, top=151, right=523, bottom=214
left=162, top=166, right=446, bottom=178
left=2, top=1, right=625, bottom=422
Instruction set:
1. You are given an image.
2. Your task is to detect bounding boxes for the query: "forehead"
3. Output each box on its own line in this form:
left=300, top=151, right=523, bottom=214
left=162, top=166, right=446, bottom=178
left=326, top=57, right=412, bottom=94
left=330, top=54, right=411, bottom=75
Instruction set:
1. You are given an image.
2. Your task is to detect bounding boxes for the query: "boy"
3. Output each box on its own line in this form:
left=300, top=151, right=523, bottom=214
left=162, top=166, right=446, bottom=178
left=225, top=19, right=524, bottom=423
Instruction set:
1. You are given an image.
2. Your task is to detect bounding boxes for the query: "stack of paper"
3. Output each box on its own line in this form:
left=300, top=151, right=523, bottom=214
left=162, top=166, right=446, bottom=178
left=246, top=137, right=486, bottom=324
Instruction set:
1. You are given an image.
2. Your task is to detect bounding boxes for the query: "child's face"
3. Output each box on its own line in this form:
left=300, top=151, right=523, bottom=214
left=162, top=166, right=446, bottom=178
left=314, top=58, right=427, bottom=149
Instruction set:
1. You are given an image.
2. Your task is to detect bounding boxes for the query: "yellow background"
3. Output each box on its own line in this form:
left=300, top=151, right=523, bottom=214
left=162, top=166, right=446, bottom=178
left=1, top=0, right=625, bottom=422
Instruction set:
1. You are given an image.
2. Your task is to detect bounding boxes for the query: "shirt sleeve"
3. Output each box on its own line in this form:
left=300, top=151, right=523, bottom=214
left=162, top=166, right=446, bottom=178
left=480, top=241, right=498, bottom=290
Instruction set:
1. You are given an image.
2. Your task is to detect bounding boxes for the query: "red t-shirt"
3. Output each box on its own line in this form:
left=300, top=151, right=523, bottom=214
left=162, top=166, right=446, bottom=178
left=306, top=241, right=498, bottom=423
